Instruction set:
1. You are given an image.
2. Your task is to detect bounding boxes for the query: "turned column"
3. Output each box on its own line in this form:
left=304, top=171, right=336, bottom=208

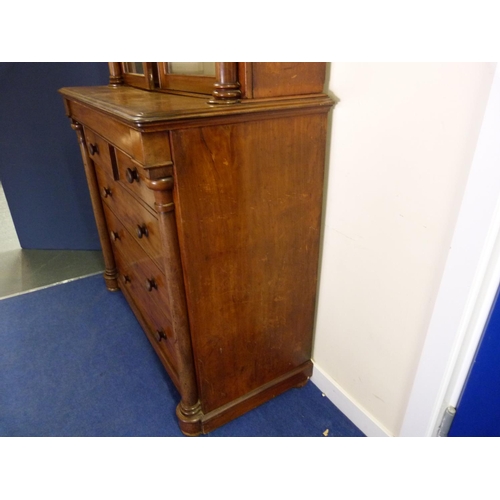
left=71, top=120, right=118, bottom=291
left=108, top=62, right=124, bottom=87
left=145, top=176, right=203, bottom=436
left=209, top=62, right=241, bottom=105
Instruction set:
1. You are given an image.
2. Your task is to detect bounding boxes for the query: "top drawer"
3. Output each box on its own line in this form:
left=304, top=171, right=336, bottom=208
left=115, top=149, right=156, bottom=209
left=67, top=99, right=172, bottom=167
left=85, top=127, right=156, bottom=211
left=84, top=128, right=113, bottom=173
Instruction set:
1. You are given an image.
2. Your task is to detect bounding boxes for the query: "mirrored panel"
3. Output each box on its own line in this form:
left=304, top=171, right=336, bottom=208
left=123, top=62, right=145, bottom=75
left=167, top=62, right=216, bottom=77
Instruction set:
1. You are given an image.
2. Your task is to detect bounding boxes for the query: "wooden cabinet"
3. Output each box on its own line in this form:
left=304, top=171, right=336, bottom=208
left=60, top=62, right=334, bottom=435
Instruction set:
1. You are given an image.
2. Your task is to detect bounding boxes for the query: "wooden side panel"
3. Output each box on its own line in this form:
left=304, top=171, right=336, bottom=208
left=250, top=63, right=326, bottom=98
left=172, top=113, right=328, bottom=413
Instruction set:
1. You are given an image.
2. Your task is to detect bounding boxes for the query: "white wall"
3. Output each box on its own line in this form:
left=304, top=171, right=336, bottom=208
left=313, top=63, right=496, bottom=436
left=400, top=62, right=500, bottom=436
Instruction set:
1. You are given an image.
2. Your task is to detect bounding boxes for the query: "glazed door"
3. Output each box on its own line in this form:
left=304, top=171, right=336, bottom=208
left=448, top=282, right=500, bottom=436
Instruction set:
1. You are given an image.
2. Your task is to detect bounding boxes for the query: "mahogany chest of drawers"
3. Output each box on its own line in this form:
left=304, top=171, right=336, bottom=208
left=60, top=63, right=334, bottom=435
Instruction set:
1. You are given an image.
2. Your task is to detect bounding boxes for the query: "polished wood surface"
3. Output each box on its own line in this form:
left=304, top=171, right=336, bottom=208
left=66, top=99, right=173, bottom=166
left=121, top=62, right=156, bottom=90
left=107, top=62, right=123, bottom=87
left=104, top=62, right=326, bottom=103
left=102, top=213, right=171, bottom=327
left=210, top=62, right=241, bottom=104
left=62, top=62, right=334, bottom=435
left=248, top=62, right=326, bottom=98
left=71, top=122, right=118, bottom=292
left=172, top=113, right=328, bottom=413
left=114, top=149, right=157, bottom=209
left=97, top=166, right=163, bottom=269
left=157, top=62, right=216, bottom=95
left=60, top=85, right=333, bottom=128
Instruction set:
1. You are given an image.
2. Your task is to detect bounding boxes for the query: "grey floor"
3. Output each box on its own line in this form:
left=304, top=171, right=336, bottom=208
left=0, top=182, right=104, bottom=300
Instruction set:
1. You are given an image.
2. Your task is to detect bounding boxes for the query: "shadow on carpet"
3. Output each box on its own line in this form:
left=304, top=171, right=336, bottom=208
left=0, top=275, right=364, bottom=437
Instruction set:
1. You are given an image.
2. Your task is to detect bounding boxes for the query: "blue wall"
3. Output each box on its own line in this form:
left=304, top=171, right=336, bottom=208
left=449, top=283, right=500, bottom=436
left=0, top=63, right=109, bottom=250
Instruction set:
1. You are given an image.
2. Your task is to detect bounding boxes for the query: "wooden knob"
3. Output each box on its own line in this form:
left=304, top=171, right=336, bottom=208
left=136, top=224, right=149, bottom=239
left=89, top=143, right=99, bottom=156
left=155, top=329, right=167, bottom=342
left=102, top=187, right=112, bottom=198
left=126, top=167, right=139, bottom=184
left=110, top=231, right=120, bottom=241
left=146, top=278, right=157, bottom=292
left=122, top=274, right=131, bottom=284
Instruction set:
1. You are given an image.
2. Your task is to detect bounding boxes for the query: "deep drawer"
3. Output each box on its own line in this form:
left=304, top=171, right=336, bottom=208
left=116, top=254, right=178, bottom=377
left=103, top=203, right=171, bottom=318
left=103, top=204, right=177, bottom=370
left=85, top=127, right=156, bottom=212
left=115, top=149, right=156, bottom=210
left=95, top=167, right=163, bottom=269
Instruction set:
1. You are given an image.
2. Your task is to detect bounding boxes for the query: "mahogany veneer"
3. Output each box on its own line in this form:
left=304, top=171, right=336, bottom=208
left=61, top=62, right=334, bottom=435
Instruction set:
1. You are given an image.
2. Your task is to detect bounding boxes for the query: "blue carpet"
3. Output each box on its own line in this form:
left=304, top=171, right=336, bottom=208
left=0, top=275, right=364, bottom=437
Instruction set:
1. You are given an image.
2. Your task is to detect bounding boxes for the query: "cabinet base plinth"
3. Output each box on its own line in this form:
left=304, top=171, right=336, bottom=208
left=103, top=270, right=119, bottom=292
left=176, top=401, right=203, bottom=436
left=176, top=361, right=313, bottom=436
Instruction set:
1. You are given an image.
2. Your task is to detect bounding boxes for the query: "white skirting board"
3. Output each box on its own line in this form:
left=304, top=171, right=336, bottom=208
left=311, top=362, right=392, bottom=437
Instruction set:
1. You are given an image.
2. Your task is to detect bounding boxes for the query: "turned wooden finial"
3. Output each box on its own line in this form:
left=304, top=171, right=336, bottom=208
left=209, top=62, right=241, bottom=105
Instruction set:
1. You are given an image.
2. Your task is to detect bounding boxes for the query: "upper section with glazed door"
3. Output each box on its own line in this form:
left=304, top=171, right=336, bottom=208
left=109, top=62, right=327, bottom=104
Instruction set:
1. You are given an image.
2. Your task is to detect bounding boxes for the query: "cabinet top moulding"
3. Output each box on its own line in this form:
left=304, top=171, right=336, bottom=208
left=60, top=62, right=334, bottom=131
left=59, top=84, right=334, bottom=131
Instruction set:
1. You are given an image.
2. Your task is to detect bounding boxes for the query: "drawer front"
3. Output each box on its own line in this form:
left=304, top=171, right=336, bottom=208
left=68, top=99, right=172, bottom=167
left=116, top=255, right=178, bottom=374
left=84, top=127, right=114, bottom=174
left=103, top=205, right=177, bottom=369
left=115, top=149, right=156, bottom=210
left=116, top=254, right=178, bottom=372
left=85, top=126, right=156, bottom=211
left=103, top=203, right=171, bottom=318
left=95, top=167, right=163, bottom=269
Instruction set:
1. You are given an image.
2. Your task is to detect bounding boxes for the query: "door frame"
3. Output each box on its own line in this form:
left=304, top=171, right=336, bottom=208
left=400, top=62, right=500, bottom=437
